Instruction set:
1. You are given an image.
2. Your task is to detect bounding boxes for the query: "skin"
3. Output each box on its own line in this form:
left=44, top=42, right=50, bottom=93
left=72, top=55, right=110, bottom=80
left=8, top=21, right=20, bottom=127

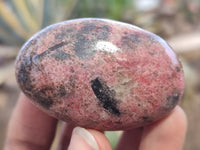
left=4, top=93, right=187, bottom=150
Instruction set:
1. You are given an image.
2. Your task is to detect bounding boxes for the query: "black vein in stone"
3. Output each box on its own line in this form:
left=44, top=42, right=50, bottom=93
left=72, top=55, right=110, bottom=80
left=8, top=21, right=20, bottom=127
left=91, top=77, right=120, bottom=116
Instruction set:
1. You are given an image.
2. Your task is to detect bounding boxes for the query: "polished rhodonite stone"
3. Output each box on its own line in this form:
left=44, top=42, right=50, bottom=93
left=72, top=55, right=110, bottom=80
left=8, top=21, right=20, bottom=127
left=15, top=18, right=184, bottom=130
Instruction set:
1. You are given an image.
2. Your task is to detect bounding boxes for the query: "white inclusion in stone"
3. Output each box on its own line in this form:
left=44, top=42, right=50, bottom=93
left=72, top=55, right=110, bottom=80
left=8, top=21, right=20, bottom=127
left=95, top=41, right=121, bottom=53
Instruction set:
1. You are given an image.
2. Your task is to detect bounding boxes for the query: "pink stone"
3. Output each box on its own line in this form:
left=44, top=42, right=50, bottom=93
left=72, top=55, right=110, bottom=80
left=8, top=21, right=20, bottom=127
left=15, top=18, right=184, bottom=131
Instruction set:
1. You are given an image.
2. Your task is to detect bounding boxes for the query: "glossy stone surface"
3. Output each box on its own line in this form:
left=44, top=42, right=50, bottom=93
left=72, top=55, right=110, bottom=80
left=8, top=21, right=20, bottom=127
left=15, top=18, right=184, bottom=130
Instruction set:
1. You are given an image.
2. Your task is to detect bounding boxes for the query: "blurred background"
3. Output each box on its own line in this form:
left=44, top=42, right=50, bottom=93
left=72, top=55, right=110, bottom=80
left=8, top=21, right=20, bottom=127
left=0, top=0, right=200, bottom=149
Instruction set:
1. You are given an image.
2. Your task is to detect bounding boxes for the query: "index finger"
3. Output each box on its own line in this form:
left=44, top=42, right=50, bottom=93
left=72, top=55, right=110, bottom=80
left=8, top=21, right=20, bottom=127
left=115, top=106, right=187, bottom=150
left=140, top=106, right=187, bottom=150
left=4, top=93, right=58, bottom=150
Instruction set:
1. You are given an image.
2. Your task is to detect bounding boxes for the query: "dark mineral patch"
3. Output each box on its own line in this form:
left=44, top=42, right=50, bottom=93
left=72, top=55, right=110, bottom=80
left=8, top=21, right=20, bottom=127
left=73, top=35, right=95, bottom=58
left=33, top=41, right=69, bottom=62
left=49, top=42, right=68, bottom=51
left=16, top=52, right=34, bottom=96
left=51, top=50, right=71, bottom=61
left=80, top=23, right=96, bottom=34
left=96, top=25, right=111, bottom=40
left=55, top=27, right=74, bottom=40
left=79, top=22, right=111, bottom=39
left=167, top=93, right=180, bottom=104
left=142, top=116, right=149, bottom=120
left=33, top=89, right=54, bottom=109
left=91, top=77, right=120, bottom=116
left=59, top=85, right=67, bottom=97
left=121, top=33, right=140, bottom=50
left=55, top=31, right=67, bottom=40
left=32, top=85, right=70, bottom=109
left=73, top=22, right=111, bottom=59
left=176, top=67, right=181, bottom=72
left=165, top=92, right=180, bottom=110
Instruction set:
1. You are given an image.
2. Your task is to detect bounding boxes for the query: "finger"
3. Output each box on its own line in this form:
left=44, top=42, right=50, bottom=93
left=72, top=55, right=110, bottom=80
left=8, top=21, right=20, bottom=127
left=139, top=106, right=187, bottom=150
left=68, top=127, right=112, bottom=150
left=115, top=127, right=143, bottom=150
left=57, top=122, right=75, bottom=150
left=4, top=93, right=58, bottom=150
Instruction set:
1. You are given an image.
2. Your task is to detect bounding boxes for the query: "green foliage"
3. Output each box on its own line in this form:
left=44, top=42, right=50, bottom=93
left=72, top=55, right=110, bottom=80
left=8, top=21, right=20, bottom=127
left=71, top=0, right=133, bottom=20
left=105, top=131, right=121, bottom=149
left=0, top=0, right=135, bottom=45
left=0, top=0, right=77, bottom=45
left=0, top=0, right=199, bottom=45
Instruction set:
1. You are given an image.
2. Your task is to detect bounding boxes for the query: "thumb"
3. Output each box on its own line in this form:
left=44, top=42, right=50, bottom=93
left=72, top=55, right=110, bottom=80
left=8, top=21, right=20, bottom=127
left=68, top=127, right=112, bottom=150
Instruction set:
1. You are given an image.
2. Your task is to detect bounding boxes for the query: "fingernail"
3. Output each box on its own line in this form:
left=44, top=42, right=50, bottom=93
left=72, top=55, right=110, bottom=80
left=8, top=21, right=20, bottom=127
left=69, top=127, right=99, bottom=150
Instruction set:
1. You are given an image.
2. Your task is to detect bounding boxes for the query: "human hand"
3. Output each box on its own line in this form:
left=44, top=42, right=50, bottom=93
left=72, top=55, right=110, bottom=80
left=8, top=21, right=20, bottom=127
left=4, top=93, right=187, bottom=150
